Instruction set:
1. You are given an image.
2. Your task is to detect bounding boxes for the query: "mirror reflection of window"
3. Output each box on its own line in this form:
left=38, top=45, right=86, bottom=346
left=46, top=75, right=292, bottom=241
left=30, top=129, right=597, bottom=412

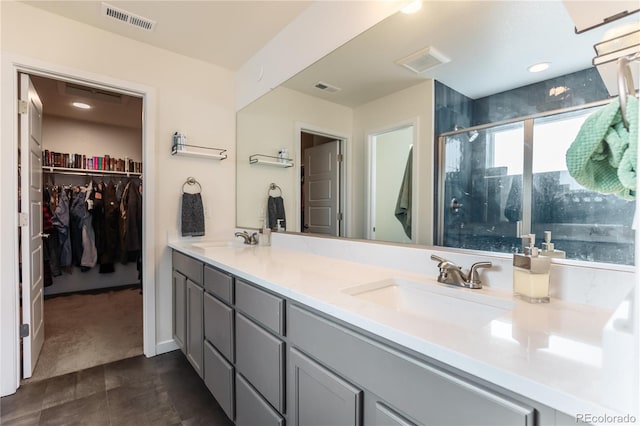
left=439, top=103, right=636, bottom=265
left=532, top=108, right=635, bottom=265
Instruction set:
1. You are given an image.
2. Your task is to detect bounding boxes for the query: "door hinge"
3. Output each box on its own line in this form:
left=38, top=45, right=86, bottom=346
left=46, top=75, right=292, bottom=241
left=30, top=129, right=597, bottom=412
left=18, top=100, right=28, bottom=115
left=18, top=212, right=28, bottom=227
left=20, top=324, right=29, bottom=338
left=337, top=212, right=343, bottom=221
left=337, top=154, right=343, bottom=162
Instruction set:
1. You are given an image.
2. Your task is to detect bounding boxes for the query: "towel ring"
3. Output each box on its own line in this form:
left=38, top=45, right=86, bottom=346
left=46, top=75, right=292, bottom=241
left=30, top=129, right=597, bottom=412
left=617, top=52, right=640, bottom=130
left=268, top=182, right=282, bottom=197
left=182, top=176, right=202, bottom=194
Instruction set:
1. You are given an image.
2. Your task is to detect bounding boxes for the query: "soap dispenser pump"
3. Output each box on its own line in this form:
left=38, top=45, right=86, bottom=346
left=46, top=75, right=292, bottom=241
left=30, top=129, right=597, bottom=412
left=540, top=231, right=565, bottom=259
left=513, top=234, right=551, bottom=303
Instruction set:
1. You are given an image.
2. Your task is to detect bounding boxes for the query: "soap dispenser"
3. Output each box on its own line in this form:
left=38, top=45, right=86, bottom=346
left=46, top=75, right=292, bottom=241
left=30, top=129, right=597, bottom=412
left=513, top=234, right=551, bottom=303
left=540, top=231, right=565, bottom=259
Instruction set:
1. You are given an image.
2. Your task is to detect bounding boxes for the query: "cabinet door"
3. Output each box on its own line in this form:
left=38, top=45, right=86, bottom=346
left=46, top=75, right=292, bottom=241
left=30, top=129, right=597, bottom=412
left=289, top=347, right=363, bottom=426
left=372, top=402, right=416, bottom=426
left=186, top=279, right=204, bottom=378
left=204, top=340, right=234, bottom=421
left=172, top=270, right=187, bottom=354
left=236, top=373, right=284, bottom=426
left=204, top=292, right=234, bottom=361
left=235, top=312, right=284, bottom=412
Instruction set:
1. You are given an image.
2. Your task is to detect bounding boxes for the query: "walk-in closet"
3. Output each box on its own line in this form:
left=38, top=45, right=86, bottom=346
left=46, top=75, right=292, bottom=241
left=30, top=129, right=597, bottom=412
left=20, top=74, right=144, bottom=382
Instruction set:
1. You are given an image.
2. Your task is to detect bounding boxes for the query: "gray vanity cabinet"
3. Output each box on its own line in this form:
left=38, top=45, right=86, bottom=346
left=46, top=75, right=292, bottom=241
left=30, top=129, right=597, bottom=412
left=236, top=373, right=284, bottom=426
left=234, top=279, right=286, bottom=418
left=203, top=265, right=235, bottom=421
left=204, top=340, right=235, bottom=420
left=172, top=251, right=205, bottom=378
left=172, top=270, right=187, bottom=354
left=289, top=347, right=363, bottom=426
left=288, top=304, right=536, bottom=426
left=186, top=278, right=204, bottom=378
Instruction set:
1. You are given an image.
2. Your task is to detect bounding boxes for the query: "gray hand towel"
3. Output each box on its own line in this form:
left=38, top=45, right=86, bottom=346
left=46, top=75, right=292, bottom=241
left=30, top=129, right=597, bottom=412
left=181, top=193, right=205, bottom=237
left=267, top=196, right=286, bottom=230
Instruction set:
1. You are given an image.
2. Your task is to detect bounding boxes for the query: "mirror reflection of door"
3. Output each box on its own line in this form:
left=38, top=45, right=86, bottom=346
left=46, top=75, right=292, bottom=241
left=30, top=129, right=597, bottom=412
left=369, top=125, right=414, bottom=244
left=301, top=131, right=342, bottom=236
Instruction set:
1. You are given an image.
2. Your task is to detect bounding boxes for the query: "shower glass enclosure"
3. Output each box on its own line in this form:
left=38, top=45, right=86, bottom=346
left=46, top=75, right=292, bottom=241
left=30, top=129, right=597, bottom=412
left=437, top=102, right=636, bottom=265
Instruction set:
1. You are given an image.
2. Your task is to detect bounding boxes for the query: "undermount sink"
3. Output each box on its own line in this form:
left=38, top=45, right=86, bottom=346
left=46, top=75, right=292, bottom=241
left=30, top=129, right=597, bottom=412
left=190, top=240, right=244, bottom=248
left=343, top=278, right=514, bottom=329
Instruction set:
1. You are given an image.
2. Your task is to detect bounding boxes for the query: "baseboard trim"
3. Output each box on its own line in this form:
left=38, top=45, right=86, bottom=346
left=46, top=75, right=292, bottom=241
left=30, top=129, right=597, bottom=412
left=156, top=339, right=179, bottom=355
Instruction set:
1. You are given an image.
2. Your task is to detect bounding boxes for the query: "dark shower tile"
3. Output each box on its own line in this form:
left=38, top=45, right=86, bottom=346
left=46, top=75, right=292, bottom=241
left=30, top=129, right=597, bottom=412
left=39, top=392, right=108, bottom=426
left=0, top=380, right=47, bottom=421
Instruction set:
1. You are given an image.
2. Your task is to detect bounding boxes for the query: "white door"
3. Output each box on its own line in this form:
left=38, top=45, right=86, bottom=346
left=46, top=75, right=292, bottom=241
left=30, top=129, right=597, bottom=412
left=304, top=141, right=340, bottom=236
left=20, top=73, right=45, bottom=379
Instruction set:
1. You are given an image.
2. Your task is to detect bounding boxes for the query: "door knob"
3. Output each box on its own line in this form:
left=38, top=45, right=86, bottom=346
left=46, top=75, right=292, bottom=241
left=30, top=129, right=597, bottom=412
left=39, top=232, right=50, bottom=239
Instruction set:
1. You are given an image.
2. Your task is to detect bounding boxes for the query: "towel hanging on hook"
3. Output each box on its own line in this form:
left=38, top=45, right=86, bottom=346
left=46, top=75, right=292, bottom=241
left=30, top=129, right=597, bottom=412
left=181, top=177, right=204, bottom=237
left=268, top=182, right=282, bottom=197
left=617, top=52, right=640, bottom=130
left=182, top=176, right=202, bottom=194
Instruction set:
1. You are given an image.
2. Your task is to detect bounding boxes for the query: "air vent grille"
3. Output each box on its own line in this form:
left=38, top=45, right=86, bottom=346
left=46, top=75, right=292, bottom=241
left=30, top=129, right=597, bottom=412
left=101, top=2, right=156, bottom=32
left=396, top=46, right=450, bottom=74
left=314, top=81, right=341, bottom=93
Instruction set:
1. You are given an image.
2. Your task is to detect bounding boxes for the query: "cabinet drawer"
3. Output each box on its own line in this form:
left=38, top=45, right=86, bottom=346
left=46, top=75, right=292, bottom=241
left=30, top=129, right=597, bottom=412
left=235, top=279, right=284, bottom=335
left=204, top=265, right=233, bottom=304
left=288, top=304, right=534, bottom=426
left=236, top=312, right=284, bottom=412
left=172, top=251, right=203, bottom=285
left=236, top=373, right=284, bottom=426
left=204, top=292, right=234, bottom=361
left=290, top=347, right=363, bottom=426
left=204, top=340, right=234, bottom=421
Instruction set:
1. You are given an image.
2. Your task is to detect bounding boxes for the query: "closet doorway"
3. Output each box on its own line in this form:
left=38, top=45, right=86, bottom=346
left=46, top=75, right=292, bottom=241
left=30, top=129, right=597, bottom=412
left=20, top=74, right=144, bottom=383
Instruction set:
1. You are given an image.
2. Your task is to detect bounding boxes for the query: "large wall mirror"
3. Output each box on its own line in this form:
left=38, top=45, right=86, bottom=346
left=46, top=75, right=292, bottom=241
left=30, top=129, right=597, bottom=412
left=236, top=0, right=638, bottom=264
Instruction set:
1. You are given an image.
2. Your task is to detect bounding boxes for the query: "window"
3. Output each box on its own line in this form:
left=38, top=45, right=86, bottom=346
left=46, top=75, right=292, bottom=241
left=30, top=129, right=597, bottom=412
left=438, top=103, right=635, bottom=265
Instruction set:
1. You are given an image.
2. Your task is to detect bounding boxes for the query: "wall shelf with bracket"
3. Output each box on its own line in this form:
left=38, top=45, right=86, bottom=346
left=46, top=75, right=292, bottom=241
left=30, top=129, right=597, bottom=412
left=172, top=143, right=227, bottom=160
left=249, top=154, right=293, bottom=168
left=43, top=166, right=142, bottom=177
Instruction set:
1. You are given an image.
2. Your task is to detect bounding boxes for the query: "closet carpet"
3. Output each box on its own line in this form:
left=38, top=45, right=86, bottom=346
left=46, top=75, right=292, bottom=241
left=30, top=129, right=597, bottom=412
left=27, top=287, right=143, bottom=383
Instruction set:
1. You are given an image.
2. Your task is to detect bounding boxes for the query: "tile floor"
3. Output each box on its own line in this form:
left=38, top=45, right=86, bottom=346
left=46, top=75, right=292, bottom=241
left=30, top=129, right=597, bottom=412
left=0, top=351, right=233, bottom=426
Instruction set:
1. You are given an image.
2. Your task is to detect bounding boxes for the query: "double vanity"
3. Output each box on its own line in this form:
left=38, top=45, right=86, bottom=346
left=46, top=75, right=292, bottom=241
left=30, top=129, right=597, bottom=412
left=169, top=237, right=633, bottom=426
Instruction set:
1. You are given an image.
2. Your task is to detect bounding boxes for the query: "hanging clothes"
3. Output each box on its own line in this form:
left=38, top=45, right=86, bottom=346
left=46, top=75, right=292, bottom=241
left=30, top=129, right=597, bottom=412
left=69, top=188, right=85, bottom=267
left=43, top=187, right=61, bottom=278
left=119, top=180, right=142, bottom=264
left=101, top=181, right=119, bottom=270
left=52, top=188, right=72, bottom=269
left=80, top=182, right=97, bottom=269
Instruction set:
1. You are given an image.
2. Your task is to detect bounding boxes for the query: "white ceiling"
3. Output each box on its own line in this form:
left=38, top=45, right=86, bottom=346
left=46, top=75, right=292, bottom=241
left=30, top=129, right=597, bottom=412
left=22, top=0, right=639, bottom=123
left=283, top=1, right=639, bottom=106
left=25, top=0, right=312, bottom=71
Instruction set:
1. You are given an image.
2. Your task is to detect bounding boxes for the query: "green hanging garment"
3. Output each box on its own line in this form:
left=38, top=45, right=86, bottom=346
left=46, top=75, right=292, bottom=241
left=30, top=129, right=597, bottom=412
left=566, top=96, right=637, bottom=200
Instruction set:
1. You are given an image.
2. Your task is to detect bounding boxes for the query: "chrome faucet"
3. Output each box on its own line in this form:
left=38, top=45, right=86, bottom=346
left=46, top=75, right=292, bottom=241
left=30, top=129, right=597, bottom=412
left=430, top=254, right=492, bottom=289
left=235, top=231, right=259, bottom=245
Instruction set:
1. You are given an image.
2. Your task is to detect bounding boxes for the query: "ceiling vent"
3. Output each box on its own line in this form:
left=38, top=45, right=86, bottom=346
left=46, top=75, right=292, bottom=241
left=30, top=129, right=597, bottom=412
left=101, top=2, right=156, bottom=32
left=396, top=46, right=450, bottom=74
left=313, top=81, right=342, bottom=93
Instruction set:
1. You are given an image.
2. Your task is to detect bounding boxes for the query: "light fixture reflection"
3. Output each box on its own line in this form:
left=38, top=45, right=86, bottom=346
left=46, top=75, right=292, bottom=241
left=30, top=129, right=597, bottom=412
left=72, top=102, right=91, bottom=109
left=527, top=62, right=550, bottom=73
left=401, top=0, right=422, bottom=14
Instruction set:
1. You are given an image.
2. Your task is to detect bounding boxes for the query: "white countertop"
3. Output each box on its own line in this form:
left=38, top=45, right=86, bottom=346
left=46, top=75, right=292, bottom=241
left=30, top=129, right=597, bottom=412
left=169, top=240, right=637, bottom=422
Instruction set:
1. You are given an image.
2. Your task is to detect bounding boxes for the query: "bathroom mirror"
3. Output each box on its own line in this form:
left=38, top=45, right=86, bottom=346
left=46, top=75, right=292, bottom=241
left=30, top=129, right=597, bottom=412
left=236, top=1, right=637, bottom=260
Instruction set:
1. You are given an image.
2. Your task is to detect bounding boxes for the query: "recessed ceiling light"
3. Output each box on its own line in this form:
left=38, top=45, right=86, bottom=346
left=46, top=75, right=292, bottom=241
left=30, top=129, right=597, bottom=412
left=401, top=0, right=422, bottom=14
left=527, top=62, right=550, bottom=73
left=72, top=102, right=91, bottom=109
